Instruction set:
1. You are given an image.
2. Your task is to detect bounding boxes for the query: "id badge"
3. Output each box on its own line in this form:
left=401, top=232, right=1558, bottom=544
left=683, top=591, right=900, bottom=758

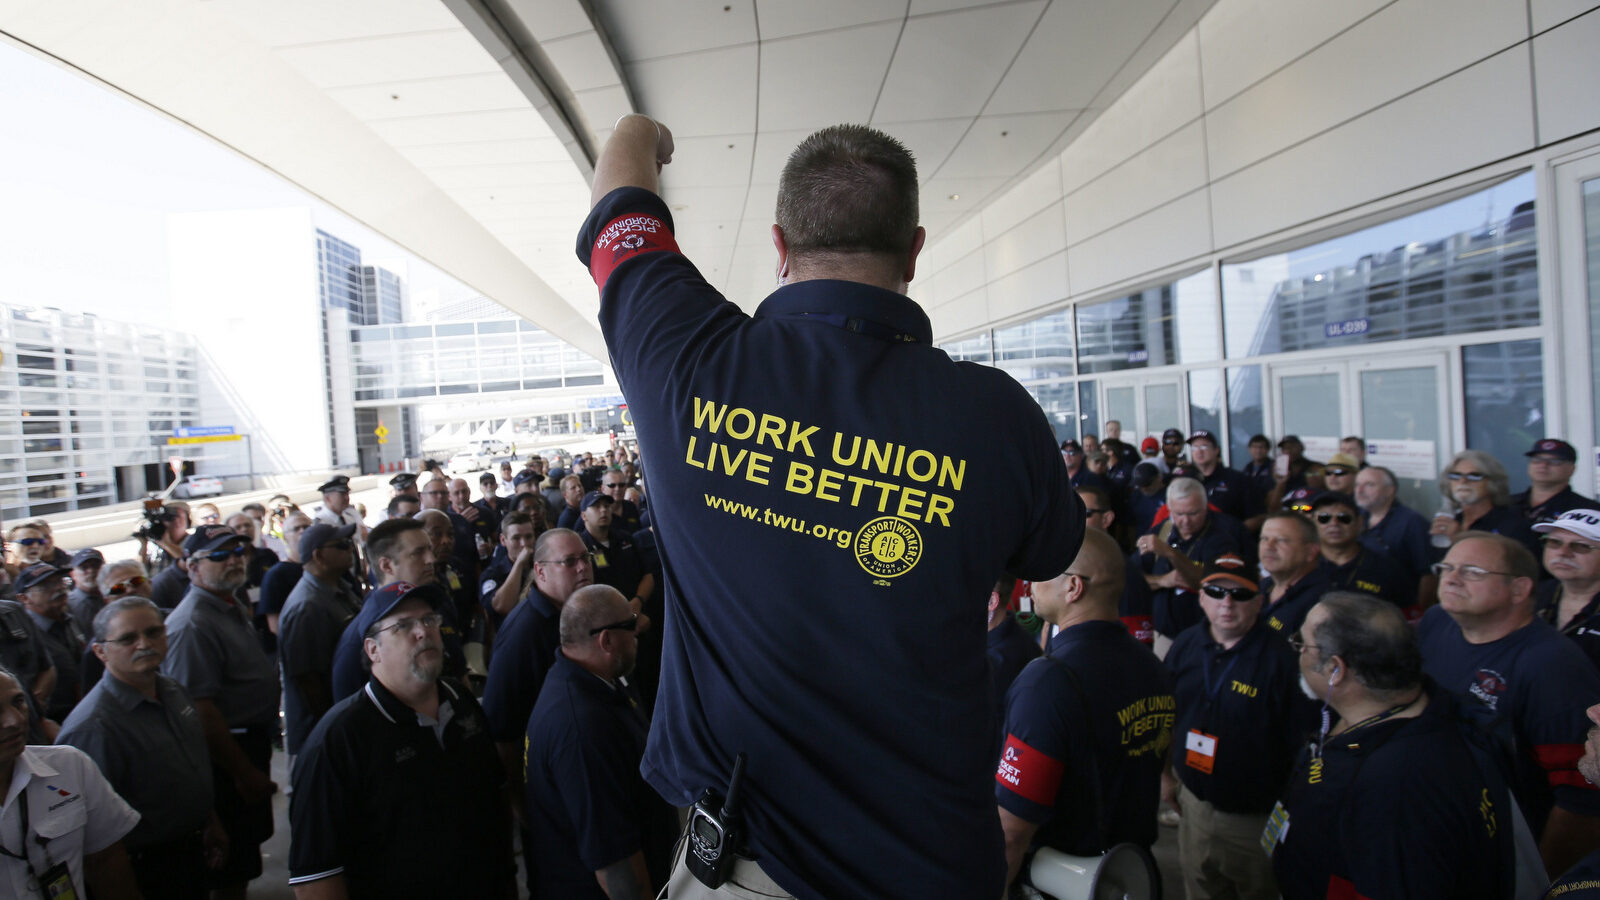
left=592, top=550, right=610, bottom=569
left=1260, top=800, right=1291, bottom=855
left=36, top=860, right=79, bottom=899
left=1184, top=729, right=1218, bottom=774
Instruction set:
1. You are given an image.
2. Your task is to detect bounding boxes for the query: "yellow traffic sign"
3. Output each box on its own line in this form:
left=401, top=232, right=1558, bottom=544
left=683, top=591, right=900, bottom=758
left=375, top=424, right=390, bottom=439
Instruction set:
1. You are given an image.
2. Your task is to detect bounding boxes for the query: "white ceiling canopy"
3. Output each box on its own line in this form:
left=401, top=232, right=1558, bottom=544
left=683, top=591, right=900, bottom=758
left=0, top=0, right=1214, bottom=347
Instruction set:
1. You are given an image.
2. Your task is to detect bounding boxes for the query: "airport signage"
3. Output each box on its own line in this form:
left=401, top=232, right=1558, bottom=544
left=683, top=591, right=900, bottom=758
left=173, top=426, right=235, bottom=438
left=167, top=435, right=243, bottom=445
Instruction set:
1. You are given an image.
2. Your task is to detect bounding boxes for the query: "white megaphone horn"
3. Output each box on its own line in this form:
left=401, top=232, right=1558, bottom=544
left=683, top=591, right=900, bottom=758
left=1019, top=843, right=1160, bottom=900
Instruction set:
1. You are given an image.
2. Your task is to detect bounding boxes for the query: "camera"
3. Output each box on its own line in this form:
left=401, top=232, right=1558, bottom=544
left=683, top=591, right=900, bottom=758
left=133, top=498, right=176, bottom=541
left=686, top=752, right=747, bottom=889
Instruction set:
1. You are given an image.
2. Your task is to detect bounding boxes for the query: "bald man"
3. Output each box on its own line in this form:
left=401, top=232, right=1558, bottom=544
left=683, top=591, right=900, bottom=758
left=996, top=529, right=1175, bottom=890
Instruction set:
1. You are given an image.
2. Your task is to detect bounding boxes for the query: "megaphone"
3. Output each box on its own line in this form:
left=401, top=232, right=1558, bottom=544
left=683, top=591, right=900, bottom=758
left=1021, top=843, right=1160, bottom=900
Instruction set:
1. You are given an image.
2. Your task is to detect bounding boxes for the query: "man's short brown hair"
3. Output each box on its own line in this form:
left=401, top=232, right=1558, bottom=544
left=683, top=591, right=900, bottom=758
left=776, top=125, right=919, bottom=260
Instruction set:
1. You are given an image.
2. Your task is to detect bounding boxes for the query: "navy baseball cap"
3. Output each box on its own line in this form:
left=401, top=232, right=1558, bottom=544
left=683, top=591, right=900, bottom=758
left=1200, top=554, right=1260, bottom=593
left=1132, top=462, right=1162, bottom=488
left=1187, top=430, right=1218, bottom=446
left=1277, top=435, right=1303, bottom=447
left=1281, top=487, right=1317, bottom=511
left=14, top=562, right=71, bottom=593
left=1162, top=428, right=1184, bottom=443
left=1526, top=439, right=1577, bottom=462
left=184, top=524, right=246, bottom=557
left=70, top=548, right=105, bottom=568
left=478, top=471, right=498, bottom=485
left=356, top=581, right=447, bottom=639
left=580, top=491, right=614, bottom=512
left=1060, top=439, right=1083, bottom=453
left=513, top=470, right=541, bottom=487
left=318, top=474, right=352, bottom=493
left=299, top=522, right=357, bottom=562
left=548, top=467, right=569, bottom=481
left=1310, top=491, right=1358, bottom=511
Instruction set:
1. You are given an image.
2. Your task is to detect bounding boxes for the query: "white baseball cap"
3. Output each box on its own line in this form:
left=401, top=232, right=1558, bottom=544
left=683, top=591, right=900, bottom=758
left=1532, top=509, right=1600, bottom=542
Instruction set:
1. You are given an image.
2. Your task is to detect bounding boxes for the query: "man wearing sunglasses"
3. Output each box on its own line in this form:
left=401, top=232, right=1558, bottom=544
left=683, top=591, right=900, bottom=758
left=1534, top=510, right=1600, bottom=671
left=1430, top=450, right=1540, bottom=560
left=1318, top=452, right=1361, bottom=497
left=278, top=523, right=361, bottom=759
left=57, top=596, right=224, bottom=899
left=1310, top=492, right=1414, bottom=616
left=526, top=584, right=676, bottom=900
left=1515, top=439, right=1600, bottom=527
left=290, top=581, right=515, bottom=898
left=161, top=524, right=281, bottom=899
left=1163, top=554, right=1317, bottom=900
left=1418, top=533, right=1600, bottom=876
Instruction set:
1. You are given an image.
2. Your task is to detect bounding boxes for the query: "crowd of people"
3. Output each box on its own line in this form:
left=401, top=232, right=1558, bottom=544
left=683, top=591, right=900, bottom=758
left=986, top=425, right=1600, bottom=898
left=0, top=447, right=666, bottom=899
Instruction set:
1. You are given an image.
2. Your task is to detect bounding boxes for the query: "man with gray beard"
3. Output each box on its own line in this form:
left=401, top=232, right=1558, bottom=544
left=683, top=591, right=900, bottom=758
left=288, top=581, right=515, bottom=898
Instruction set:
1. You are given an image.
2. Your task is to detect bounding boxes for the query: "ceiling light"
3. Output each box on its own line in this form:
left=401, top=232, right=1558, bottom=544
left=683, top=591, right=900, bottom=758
left=948, top=194, right=960, bottom=201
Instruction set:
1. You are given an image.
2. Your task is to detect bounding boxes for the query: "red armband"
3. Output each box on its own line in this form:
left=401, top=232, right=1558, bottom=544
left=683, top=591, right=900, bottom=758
left=996, top=734, right=1064, bottom=806
left=589, top=212, right=680, bottom=290
left=1534, top=742, right=1594, bottom=789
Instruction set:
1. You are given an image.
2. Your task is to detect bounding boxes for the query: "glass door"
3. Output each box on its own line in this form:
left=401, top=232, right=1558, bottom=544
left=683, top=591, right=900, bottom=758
left=1354, top=353, right=1450, bottom=513
left=1268, top=359, right=1348, bottom=464
left=1554, top=151, right=1600, bottom=497
left=1099, top=374, right=1185, bottom=445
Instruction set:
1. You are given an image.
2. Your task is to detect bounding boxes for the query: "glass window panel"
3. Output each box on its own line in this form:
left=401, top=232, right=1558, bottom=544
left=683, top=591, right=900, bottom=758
left=1104, top=386, right=1136, bottom=438
left=1224, top=173, right=1538, bottom=357
left=1361, top=366, right=1443, bottom=513
left=1586, top=179, right=1600, bottom=453
left=1078, top=380, right=1098, bottom=442
left=1075, top=270, right=1213, bottom=372
left=1188, top=369, right=1224, bottom=443
left=1280, top=373, right=1342, bottom=449
left=1144, top=383, right=1181, bottom=436
left=1029, top=382, right=1078, bottom=444
left=937, top=332, right=992, bottom=364
left=994, top=310, right=1074, bottom=381
left=436, top=323, right=474, bottom=336
left=1226, top=366, right=1265, bottom=466
left=477, top=321, right=515, bottom=334
left=1463, top=339, right=1545, bottom=494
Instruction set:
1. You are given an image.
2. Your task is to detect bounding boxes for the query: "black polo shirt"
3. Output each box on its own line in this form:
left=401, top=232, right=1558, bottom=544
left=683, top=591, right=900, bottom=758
left=1165, top=618, right=1316, bottom=813
left=1325, top=546, right=1414, bottom=611
left=986, top=613, right=1041, bottom=729
left=1360, top=502, right=1431, bottom=582
left=1442, top=504, right=1541, bottom=560
left=1272, top=690, right=1508, bottom=900
left=28, top=609, right=85, bottom=721
left=1514, top=485, right=1600, bottom=527
left=1537, top=580, right=1600, bottom=672
left=1545, top=848, right=1600, bottom=896
left=582, top=529, right=648, bottom=600
left=480, top=586, right=562, bottom=743
left=997, top=620, right=1173, bottom=855
left=288, top=677, right=513, bottom=897
left=1261, top=561, right=1335, bottom=637
left=523, top=652, right=677, bottom=898
left=1198, top=465, right=1255, bottom=520
left=581, top=185, right=1081, bottom=900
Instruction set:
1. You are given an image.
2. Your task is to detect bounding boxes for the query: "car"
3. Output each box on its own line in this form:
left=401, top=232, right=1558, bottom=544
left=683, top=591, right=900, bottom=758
left=179, top=475, right=224, bottom=498
left=449, top=450, right=483, bottom=473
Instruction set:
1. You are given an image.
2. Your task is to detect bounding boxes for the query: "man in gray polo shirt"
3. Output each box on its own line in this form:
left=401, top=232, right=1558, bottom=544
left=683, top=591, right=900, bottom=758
left=14, top=560, right=85, bottom=722
left=278, top=521, right=360, bottom=755
left=161, top=524, right=280, bottom=899
left=57, top=595, right=223, bottom=900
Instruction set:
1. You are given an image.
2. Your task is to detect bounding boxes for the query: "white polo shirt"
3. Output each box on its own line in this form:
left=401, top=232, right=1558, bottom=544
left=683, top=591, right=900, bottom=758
left=0, top=745, right=138, bottom=898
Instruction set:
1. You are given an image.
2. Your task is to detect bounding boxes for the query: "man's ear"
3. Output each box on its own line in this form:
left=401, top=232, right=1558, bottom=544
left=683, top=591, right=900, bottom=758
left=902, top=226, right=926, bottom=285
left=772, top=225, right=790, bottom=285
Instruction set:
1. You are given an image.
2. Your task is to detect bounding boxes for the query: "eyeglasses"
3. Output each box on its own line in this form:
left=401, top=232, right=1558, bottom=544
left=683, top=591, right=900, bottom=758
left=1287, top=630, right=1319, bottom=654
left=1542, top=536, right=1598, bottom=556
left=10, top=537, right=46, bottom=547
left=1446, top=471, right=1487, bottom=482
left=537, top=552, right=595, bottom=569
left=371, top=613, right=443, bottom=638
left=1202, top=583, right=1257, bottom=602
left=589, top=613, right=639, bottom=636
left=1430, top=562, right=1516, bottom=581
left=106, top=575, right=150, bottom=597
left=1528, top=457, right=1572, bottom=467
left=100, top=625, right=166, bottom=648
left=1322, top=467, right=1352, bottom=477
left=193, top=544, right=249, bottom=562
left=1315, top=512, right=1355, bottom=525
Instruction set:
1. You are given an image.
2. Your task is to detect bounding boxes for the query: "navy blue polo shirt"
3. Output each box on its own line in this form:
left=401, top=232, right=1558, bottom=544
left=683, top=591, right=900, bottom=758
left=1272, top=690, right=1508, bottom=900
left=996, top=620, right=1172, bottom=855
left=582, top=529, right=648, bottom=600
left=579, top=186, right=1082, bottom=900
left=1143, top=514, right=1247, bottom=638
left=1164, top=618, right=1316, bottom=813
left=1325, top=546, right=1414, bottom=610
left=1198, top=465, right=1255, bottom=520
left=476, top=557, right=518, bottom=629
left=1069, top=467, right=1106, bottom=490
left=1125, top=489, right=1165, bottom=537
left=1515, top=486, right=1600, bottom=527
left=1418, top=607, right=1600, bottom=825
left=986, top=614, right=1040, bottom=729
left=1261, top=561, right=1335, bottom=637
left=258, top=560, right=303, bottom=622
left=523, top=652, right=677, bottom=898
left=1438, top=504, right=1541, bottom=560
left=289, top=677, right=513, bottom=897
left=1360, top=501, right=1431, bottom=581
left=480, top=586, right=562, bottom=743
left=1537, top=581, right=1600, bottom=672
left=1545, top=848, right=1600, bottom=897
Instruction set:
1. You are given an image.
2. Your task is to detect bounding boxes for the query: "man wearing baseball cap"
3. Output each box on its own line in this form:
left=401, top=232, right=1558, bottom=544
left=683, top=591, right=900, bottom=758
left=1060, top=439, right=1106, bottom=490
left=1535, top=509, right=1600, bottom=671
left=1515, top=439, right=1599, bottom=527
left=1159, top=427, right=1188, bottom=471
left=278, top=522, right=361, bottom=756
left=67, top=547, right=106, bottom=637
left=14, top=560, right=85, bottom=722
left=289, top=581, right=515, bottom=896
left=1163, top=553, right=1317, bottom=900
left=161, top=524, right=280, bottom=896
left=1187, top=430, right=1255, bottom=520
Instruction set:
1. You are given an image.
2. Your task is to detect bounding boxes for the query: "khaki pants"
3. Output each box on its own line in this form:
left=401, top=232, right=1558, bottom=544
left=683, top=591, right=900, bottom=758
left=1176, top=786, right=1278, bottom=900
left=661, top=832, right=794, bottom=899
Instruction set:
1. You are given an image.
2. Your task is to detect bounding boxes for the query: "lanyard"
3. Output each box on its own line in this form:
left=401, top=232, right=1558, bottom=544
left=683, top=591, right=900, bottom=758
left=0, top=788, right=53, bottom=878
